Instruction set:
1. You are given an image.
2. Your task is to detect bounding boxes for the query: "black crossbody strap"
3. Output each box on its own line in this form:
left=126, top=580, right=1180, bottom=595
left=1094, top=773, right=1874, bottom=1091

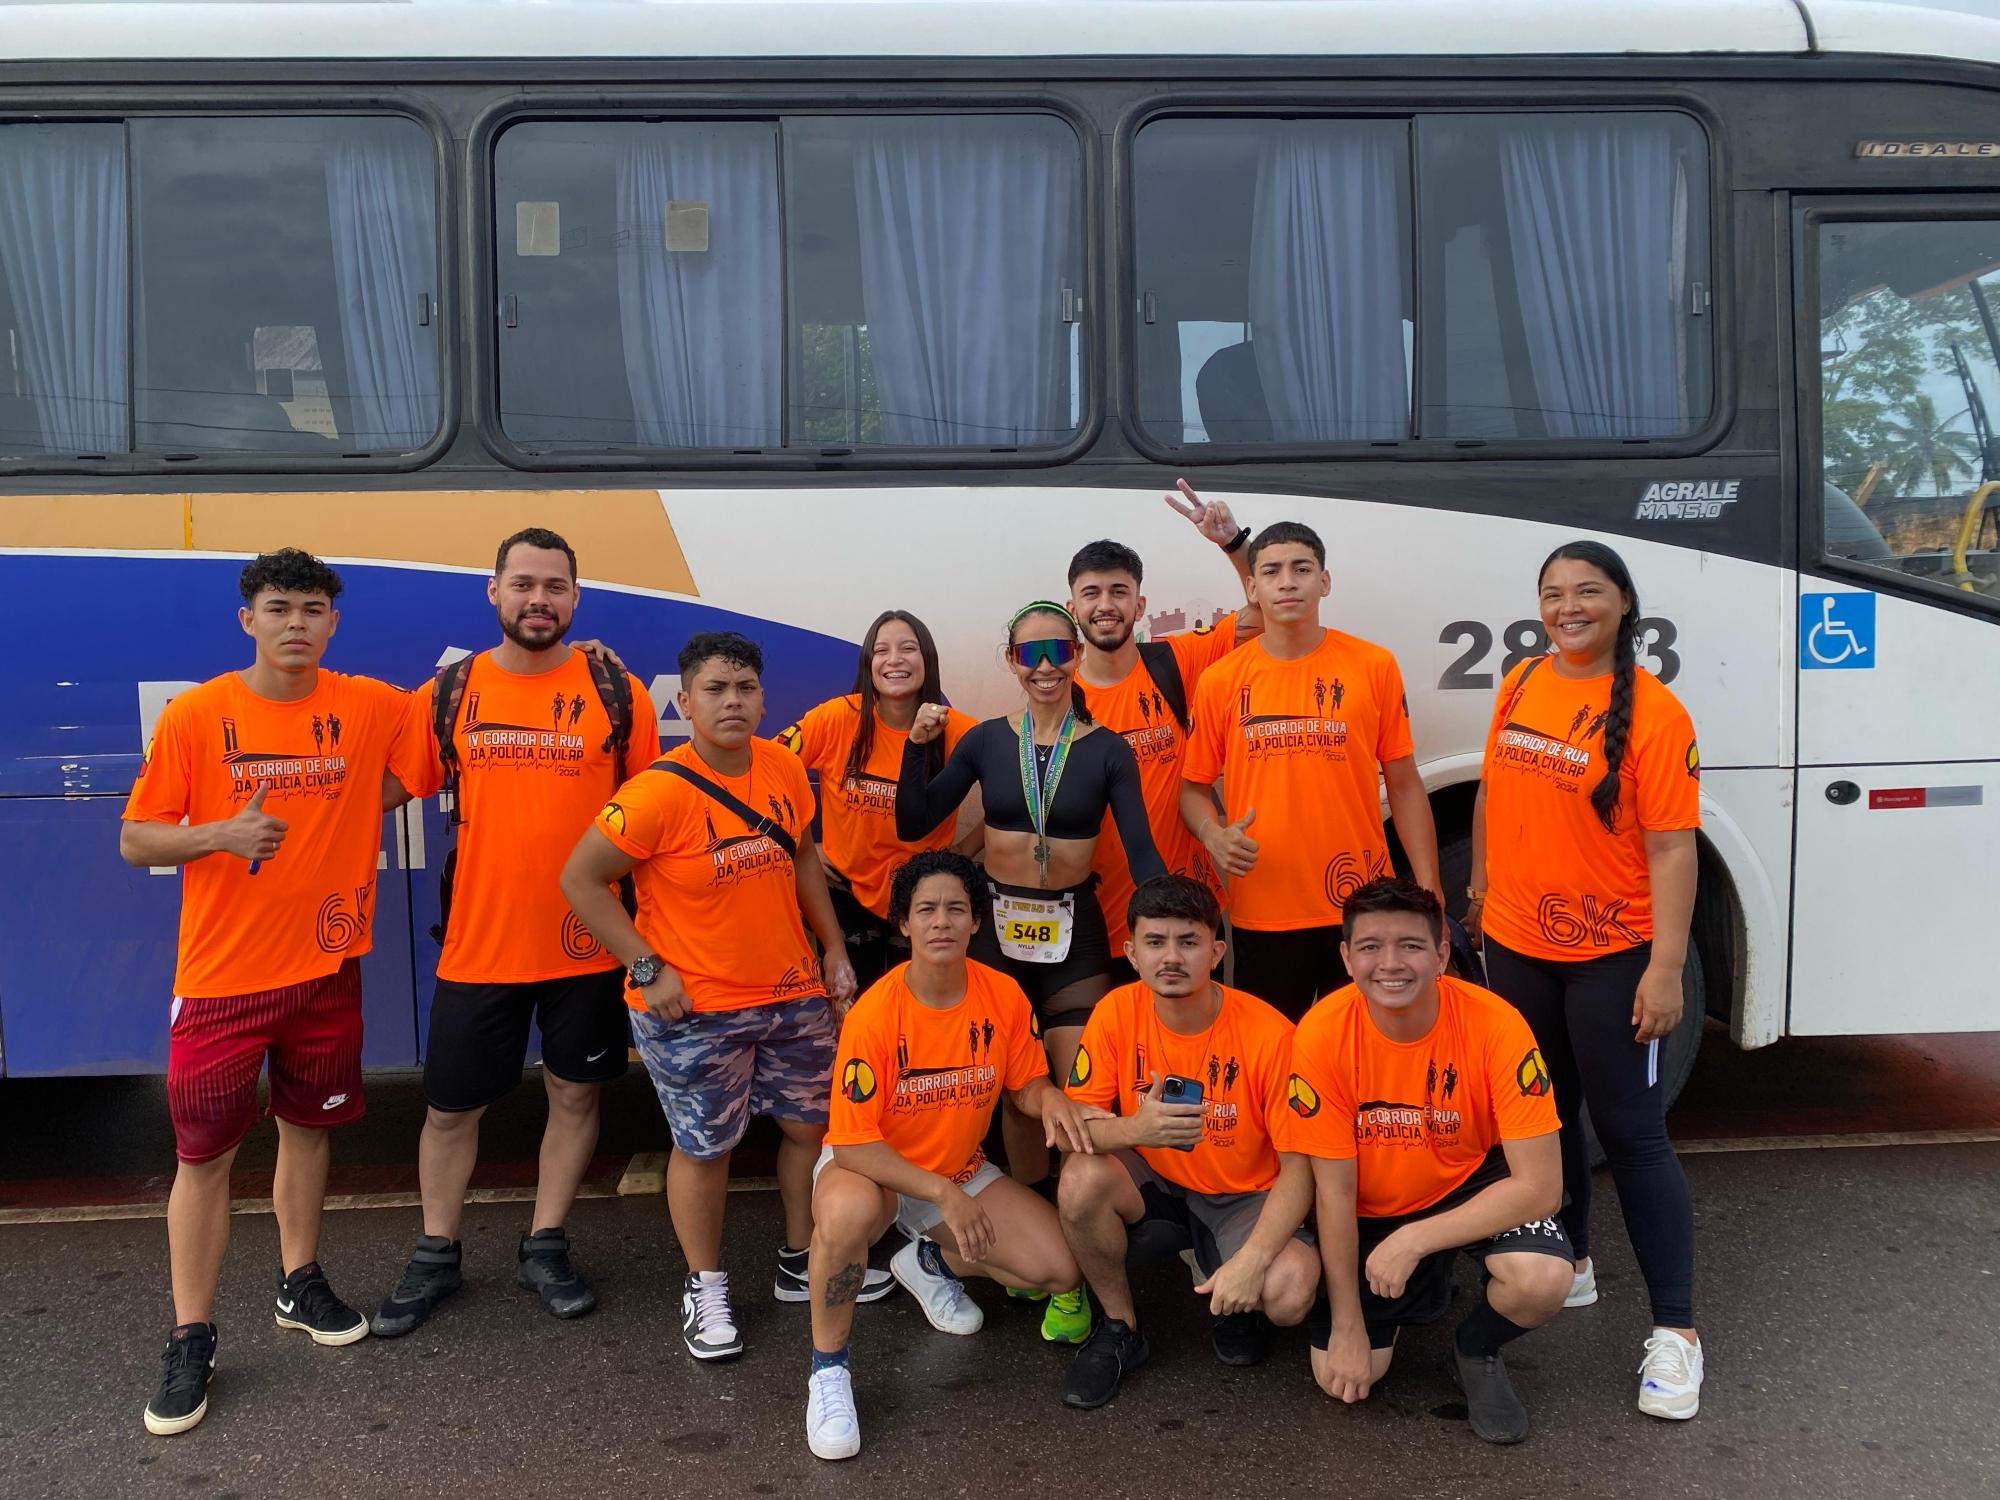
left=1498, top=654, right=1549, bottom=722
left=653, top=760, right=798, bottom=859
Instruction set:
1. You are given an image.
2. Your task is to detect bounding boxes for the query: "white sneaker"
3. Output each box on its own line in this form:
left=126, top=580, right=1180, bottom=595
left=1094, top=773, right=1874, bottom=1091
left=891, top=1237, right=983, bottom=1335
left=1565, top=1258, right=1599, bottom=1308
left=1637, top=1328, right=1703, bottom=1419
left=805, top=1365, right=861, bottom=1460
left=681, top=1270, right=743, bottom=1361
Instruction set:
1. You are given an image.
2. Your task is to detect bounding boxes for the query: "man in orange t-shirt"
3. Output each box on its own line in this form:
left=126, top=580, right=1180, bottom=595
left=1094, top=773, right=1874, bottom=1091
left=1055, top=875, right=1315, bottom=1409
left=1180, top=521, right=1441, bottom=1021
left=120, top=549, right=428, bottom=1437
left=561, top=630, right=866, bottom=1365
left=1069, top=480, right=1262, bottom=969
left=1275, top=878, right=1570, bottom=1445
left=372, top=527, right=661, bottom=1341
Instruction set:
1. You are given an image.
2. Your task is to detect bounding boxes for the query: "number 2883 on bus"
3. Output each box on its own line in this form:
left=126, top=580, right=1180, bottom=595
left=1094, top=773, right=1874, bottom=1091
left=1436, top=617, right=1681, bottom=690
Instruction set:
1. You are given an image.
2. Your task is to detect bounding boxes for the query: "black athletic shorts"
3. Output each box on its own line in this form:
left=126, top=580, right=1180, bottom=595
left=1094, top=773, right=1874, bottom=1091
left=424, top=970, right=630, bottom=1112
left=968, top=875, right=1111, bottom=1031
left=828, top=879, right=904, bottom=993
left=1231, top=925, right=1349, bottom=1023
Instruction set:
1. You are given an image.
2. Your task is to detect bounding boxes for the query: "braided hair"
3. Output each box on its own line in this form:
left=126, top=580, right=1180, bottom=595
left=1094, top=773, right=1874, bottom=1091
left=1539, top=541, right=1639, bottom=834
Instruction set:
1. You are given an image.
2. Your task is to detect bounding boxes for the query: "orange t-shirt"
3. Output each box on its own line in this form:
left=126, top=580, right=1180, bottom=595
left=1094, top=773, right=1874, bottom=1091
left=1083, top=617, right=1235, bottom=952
left=1066, top=981, right=1293, bottom=1197
left=1274, top=975, right=1559, bottom=1218
left=593, top=739, right=821, bottom=1014
left=402, top=650, right=661, bottom=984
left=1182, top=630, right=1416, bottom=931
left=1480, top=660, right=1701, bottom=962
left=123, top=670, right=430, bottom=998
left=778, top=696, right=975, bottom=918
left=825, top=960, right=1045, bottom=1182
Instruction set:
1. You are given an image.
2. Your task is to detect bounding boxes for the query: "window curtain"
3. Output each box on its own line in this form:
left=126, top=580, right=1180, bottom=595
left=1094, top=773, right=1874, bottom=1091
left=850, top=119, right=1074, bottom=446
left=0, top=124, right=129, bottom=454
left=325, top=134, right=440, bottom=450
left=1497, top=117, right=1684, bottom=438
left=1246, top=121, right=1411, bottom=442
left=615, top=124, right=783, bottom=449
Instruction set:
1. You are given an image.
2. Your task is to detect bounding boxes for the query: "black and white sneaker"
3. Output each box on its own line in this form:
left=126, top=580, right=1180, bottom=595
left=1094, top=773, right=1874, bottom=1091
left=681, top=1270, right=744, bottom=1361
left=274, top=1262, right=369, bottom=1346
left=371, top=1235, right=463, bottom=1338
left=143, top=1322, right=216, bottom=1436
left=773, top=1246, right=896, bottom=1305
left=518, top=1228, right=597, bottom=1319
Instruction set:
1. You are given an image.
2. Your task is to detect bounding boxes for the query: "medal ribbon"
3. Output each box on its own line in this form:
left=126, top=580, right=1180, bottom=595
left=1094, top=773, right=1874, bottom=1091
left=1018, top=708, right=1076, bottom=854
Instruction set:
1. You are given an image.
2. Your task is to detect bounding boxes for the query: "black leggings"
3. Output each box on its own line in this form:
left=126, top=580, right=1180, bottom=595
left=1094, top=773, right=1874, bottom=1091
left=828, top=882, right=901, bottom=994
left=1484, top=938, right=1695, bottom=1329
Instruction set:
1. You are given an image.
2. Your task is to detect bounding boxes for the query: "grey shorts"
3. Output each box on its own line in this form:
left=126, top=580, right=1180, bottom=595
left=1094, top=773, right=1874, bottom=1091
left=630, top=996, right=837, bottom=1160
left=1115, top=1150, right=1312, bottom=1277
left=813, top=1145, right=1005, bottom=1242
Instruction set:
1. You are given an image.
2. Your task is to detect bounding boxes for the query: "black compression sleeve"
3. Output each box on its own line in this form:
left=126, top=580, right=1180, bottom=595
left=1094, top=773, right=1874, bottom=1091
left=1103, top=735, right=1167, bottom=883
left=895, top=720, right=981, bottom=840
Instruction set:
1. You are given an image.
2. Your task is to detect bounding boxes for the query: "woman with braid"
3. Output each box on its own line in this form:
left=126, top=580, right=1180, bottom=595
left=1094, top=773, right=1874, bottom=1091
left=1465, top=541, right=1705, bottom=1422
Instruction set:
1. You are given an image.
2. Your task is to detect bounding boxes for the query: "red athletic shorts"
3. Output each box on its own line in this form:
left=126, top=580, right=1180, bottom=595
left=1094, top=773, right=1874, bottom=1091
left=166, top=958, right=365, bottom=1163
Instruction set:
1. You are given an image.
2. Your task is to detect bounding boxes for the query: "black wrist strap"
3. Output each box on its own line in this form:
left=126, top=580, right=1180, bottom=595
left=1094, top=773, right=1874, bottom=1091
left=1222, top=525, right=1252, bottom=554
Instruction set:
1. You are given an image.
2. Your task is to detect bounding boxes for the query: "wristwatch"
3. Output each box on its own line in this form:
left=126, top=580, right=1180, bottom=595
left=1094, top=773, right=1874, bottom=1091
left=628, top=954, right=666, bottom=989
left=1222, top=525, right=1252, bottom=554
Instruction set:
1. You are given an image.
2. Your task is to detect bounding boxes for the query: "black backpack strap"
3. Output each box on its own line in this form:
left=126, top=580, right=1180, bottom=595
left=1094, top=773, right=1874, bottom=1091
left=652, top=759, right=798, bottom=859
left=1497, top=653, right=1549, bottom=724
left=433, top=655, right=473, bottom=830
left=1138, top=639, right=1191, bottom=731
left=584, top=653, right=635, bottom=782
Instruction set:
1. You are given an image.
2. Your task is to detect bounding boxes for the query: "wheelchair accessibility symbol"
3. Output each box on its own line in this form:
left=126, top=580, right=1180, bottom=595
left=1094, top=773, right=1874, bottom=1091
left=1801, top=593, right=1876, bottom=670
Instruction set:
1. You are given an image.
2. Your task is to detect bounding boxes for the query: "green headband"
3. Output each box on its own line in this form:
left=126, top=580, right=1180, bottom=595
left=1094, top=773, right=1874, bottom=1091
left=1007, top=600, right=1076, bottom=632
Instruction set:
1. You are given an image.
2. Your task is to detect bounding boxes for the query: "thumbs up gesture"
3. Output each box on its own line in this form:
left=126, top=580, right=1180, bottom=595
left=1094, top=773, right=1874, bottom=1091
left=218, top=783, right=288, bottom=863
left=1206, top=806, right=1260, bottom=878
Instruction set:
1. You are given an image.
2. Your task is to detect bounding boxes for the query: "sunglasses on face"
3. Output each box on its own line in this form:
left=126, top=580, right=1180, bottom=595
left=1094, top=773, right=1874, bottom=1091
left=1010, top=637, right=1078, bottom=671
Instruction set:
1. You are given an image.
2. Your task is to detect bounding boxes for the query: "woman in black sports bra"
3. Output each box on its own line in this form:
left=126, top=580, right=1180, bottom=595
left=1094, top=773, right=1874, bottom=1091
left=898, top=603, right=1165, bottom=1101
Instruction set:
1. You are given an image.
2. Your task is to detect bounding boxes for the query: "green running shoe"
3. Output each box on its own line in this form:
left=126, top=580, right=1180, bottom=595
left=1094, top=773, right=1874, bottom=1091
left=1006, top=1286, right=1048, bottom=1304
left=1041, top=1285, right=1092, bottom=1344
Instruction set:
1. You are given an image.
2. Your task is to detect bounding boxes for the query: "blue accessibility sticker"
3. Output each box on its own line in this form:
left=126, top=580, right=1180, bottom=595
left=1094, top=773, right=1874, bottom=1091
left=1800, top=592, right=1875, bottom=670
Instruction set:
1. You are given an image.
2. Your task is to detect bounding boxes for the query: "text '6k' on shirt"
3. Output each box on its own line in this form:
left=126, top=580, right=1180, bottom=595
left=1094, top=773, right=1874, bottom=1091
left=825, top=960, right=1044, bottom=1183
left=123, top=670, right=430, bottom=999
left=403, top=651, right=660, bottom=985
left=1479, top=659, right=1700, bottom=963
left=1181, top=631, right=1415, bottom=932
left=593, top=739, right=821, bottom=1015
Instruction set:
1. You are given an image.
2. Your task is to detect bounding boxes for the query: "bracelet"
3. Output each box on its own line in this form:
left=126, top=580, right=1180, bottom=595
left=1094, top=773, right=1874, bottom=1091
left=1465, top=887, right=1485, bottom=903
left=1221, top=525, right=1252, bottom=554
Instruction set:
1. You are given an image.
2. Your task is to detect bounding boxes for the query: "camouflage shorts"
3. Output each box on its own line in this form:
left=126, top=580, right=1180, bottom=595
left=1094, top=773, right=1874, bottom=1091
left=629, top=996, right=837, bottom=1160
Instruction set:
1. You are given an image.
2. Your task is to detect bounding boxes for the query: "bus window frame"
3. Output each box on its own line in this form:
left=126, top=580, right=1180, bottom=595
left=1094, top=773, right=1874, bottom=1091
left=1113, top=90, right=1734, bottom=467
left=0, top=91, right=458, bottom=477
left=468, top=92, right=1104, bottom=473
left=1796, top=193, right=2000, bottom=623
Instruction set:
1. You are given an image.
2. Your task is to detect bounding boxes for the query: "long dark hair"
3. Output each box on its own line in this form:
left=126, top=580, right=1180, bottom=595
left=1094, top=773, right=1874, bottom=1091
left=848, top=610, right=949, bottom=783
left=1007, top=601, right=1094, bottom=726
left=1539, top=541, right=1639, bottom=834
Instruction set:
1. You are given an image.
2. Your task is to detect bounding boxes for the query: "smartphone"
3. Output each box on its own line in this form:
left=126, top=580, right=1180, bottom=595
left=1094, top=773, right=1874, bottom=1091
left=1158, top=1073, right=1205, bottom=1151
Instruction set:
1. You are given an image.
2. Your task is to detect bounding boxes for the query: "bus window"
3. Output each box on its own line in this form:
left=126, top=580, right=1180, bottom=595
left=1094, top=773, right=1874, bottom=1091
left=1416, top=112, right=1711, bottom=441
left=1817, top=218, right=2000, bottom=602
left=782, top=114, right=1083, bottom=449
left=496, top=120, right=784, bottom=451
left=0, top=123, right=129, bottom=457
left=1132, top=117, right=1413, bottom=447
left=130, top=116, right=440, bottom=454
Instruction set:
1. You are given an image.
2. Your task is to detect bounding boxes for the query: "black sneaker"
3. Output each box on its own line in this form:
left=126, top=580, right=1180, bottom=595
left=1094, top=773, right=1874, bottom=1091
left=1448, top=1344, right=1531, bottom=1444
left=1211, top=1310, right=1272, bottom=1367
left=143, top=1323, right=216, bottom=1436
left=370, top=1235, right=463, bottom=1338
left=773, top=1246, right=896, bottom=1306
left=517, top=1228, right=596, bottom=1319
left=1061, top=1316, right=1149, bottom=1409
left=275, top=1262, right=369, bottom=1346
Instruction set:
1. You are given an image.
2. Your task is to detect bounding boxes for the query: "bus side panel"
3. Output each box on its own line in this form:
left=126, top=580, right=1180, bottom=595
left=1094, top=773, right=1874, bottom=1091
left=1694, top=766, right=1794, bottom=1049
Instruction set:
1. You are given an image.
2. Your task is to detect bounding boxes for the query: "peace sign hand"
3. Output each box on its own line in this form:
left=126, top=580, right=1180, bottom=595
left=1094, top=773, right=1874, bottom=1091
left=1163, top=478, right=1242, bottom=549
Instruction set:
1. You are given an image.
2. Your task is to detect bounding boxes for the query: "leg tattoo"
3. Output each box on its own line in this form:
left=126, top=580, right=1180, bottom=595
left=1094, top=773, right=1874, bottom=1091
left=825, top=1262, right=867, bottom=1308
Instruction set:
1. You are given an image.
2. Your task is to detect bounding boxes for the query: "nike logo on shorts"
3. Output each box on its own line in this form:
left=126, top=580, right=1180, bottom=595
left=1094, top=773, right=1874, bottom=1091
left=321, top=1093, right=349, bottom=1111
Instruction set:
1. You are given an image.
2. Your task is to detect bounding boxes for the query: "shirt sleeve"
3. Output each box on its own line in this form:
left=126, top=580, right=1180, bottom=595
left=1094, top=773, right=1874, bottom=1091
left=124, top=698, right=195, bottom=824
left=1373, top=649, right=1415, bottom=762
left=941, top=708, right=979, bottom=757
left=1271, top=1006, right=1357, bottom=1160
left=388, top=678, right=446, bottom=799
left=778, top=697, right=842, bottom=773
left=1000, top=984, right=1048, bottom=1092
left=1181, top=668, right=1227, bottom=787
left=825, top=1005, right=892, bottom=1147
left=626, top=673, right=664, bottom=767
left=1485, top=1005, right=1562, bottom=1140
left=1169, top=612, right=1240, bottom=683
left=1064, top=1005, right=1122, bottom=1111
left=595, top=772, right=668, bottom=861
left=1633, top=684, right=1702, bottom=832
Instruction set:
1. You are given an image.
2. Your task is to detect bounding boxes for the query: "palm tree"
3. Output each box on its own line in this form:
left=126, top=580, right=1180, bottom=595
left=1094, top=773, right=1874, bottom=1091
left=1880, top=394, right=1981, bottom=496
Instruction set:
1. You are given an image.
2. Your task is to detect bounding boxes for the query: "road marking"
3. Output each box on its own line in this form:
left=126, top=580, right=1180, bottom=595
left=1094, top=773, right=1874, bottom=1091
left=1676, top=1127, right=2000, bottom=1154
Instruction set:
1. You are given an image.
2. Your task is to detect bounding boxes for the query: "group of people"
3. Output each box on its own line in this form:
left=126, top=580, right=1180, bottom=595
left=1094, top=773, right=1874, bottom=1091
left=122, top=488, right=1706, bottom=1459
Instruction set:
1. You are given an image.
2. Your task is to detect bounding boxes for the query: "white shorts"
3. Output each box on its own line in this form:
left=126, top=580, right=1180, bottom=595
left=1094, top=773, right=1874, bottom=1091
left=813, top=1145, right=1006, bottom=1242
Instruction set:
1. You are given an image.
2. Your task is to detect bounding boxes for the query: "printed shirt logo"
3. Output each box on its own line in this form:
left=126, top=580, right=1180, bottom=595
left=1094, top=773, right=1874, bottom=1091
left=1068, top=1044, right=1092, bottom=1087
left=459, top=689, right=594, bottom=779
left=1236, top=680, right=1351, bottom=763
left=1516, top=1048, right=1552, bottom=1098
left=841, top=1057, right=878, bottom=1104
left=1285, top=1073, right=1320, bottom=1118
left=600, top=801, right=627, bottom=836
left=1685, top=739, right=1701, bottom=780
left=219, top=715, right=351, bottom=803
left=886, top=1015, right=1003, bottom=1113
left=1490, top=701, right=1605, bottom=796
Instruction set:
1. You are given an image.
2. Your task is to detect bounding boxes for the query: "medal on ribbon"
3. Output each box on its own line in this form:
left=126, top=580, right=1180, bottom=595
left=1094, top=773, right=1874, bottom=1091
left=1018, top=709, right=1075, bottom=888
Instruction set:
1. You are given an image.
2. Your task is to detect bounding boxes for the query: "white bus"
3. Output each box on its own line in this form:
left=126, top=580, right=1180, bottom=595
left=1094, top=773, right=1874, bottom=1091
left=1, top=0, right=1995, bottom=1094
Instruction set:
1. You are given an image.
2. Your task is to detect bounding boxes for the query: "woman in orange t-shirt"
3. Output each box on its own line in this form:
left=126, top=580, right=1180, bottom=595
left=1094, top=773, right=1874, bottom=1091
left=781, top=610, right=976, bottom=990
left=1468, top=540, right=1705, bottom=1422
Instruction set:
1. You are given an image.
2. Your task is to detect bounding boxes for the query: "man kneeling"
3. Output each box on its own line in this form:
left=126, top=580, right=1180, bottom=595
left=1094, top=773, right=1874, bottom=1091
left=1280, top=877, right=1571, bottom=1444
left=806, top=850, right=1099, bottom=1460
left=1057, top=875, right=1317, bottom=1409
